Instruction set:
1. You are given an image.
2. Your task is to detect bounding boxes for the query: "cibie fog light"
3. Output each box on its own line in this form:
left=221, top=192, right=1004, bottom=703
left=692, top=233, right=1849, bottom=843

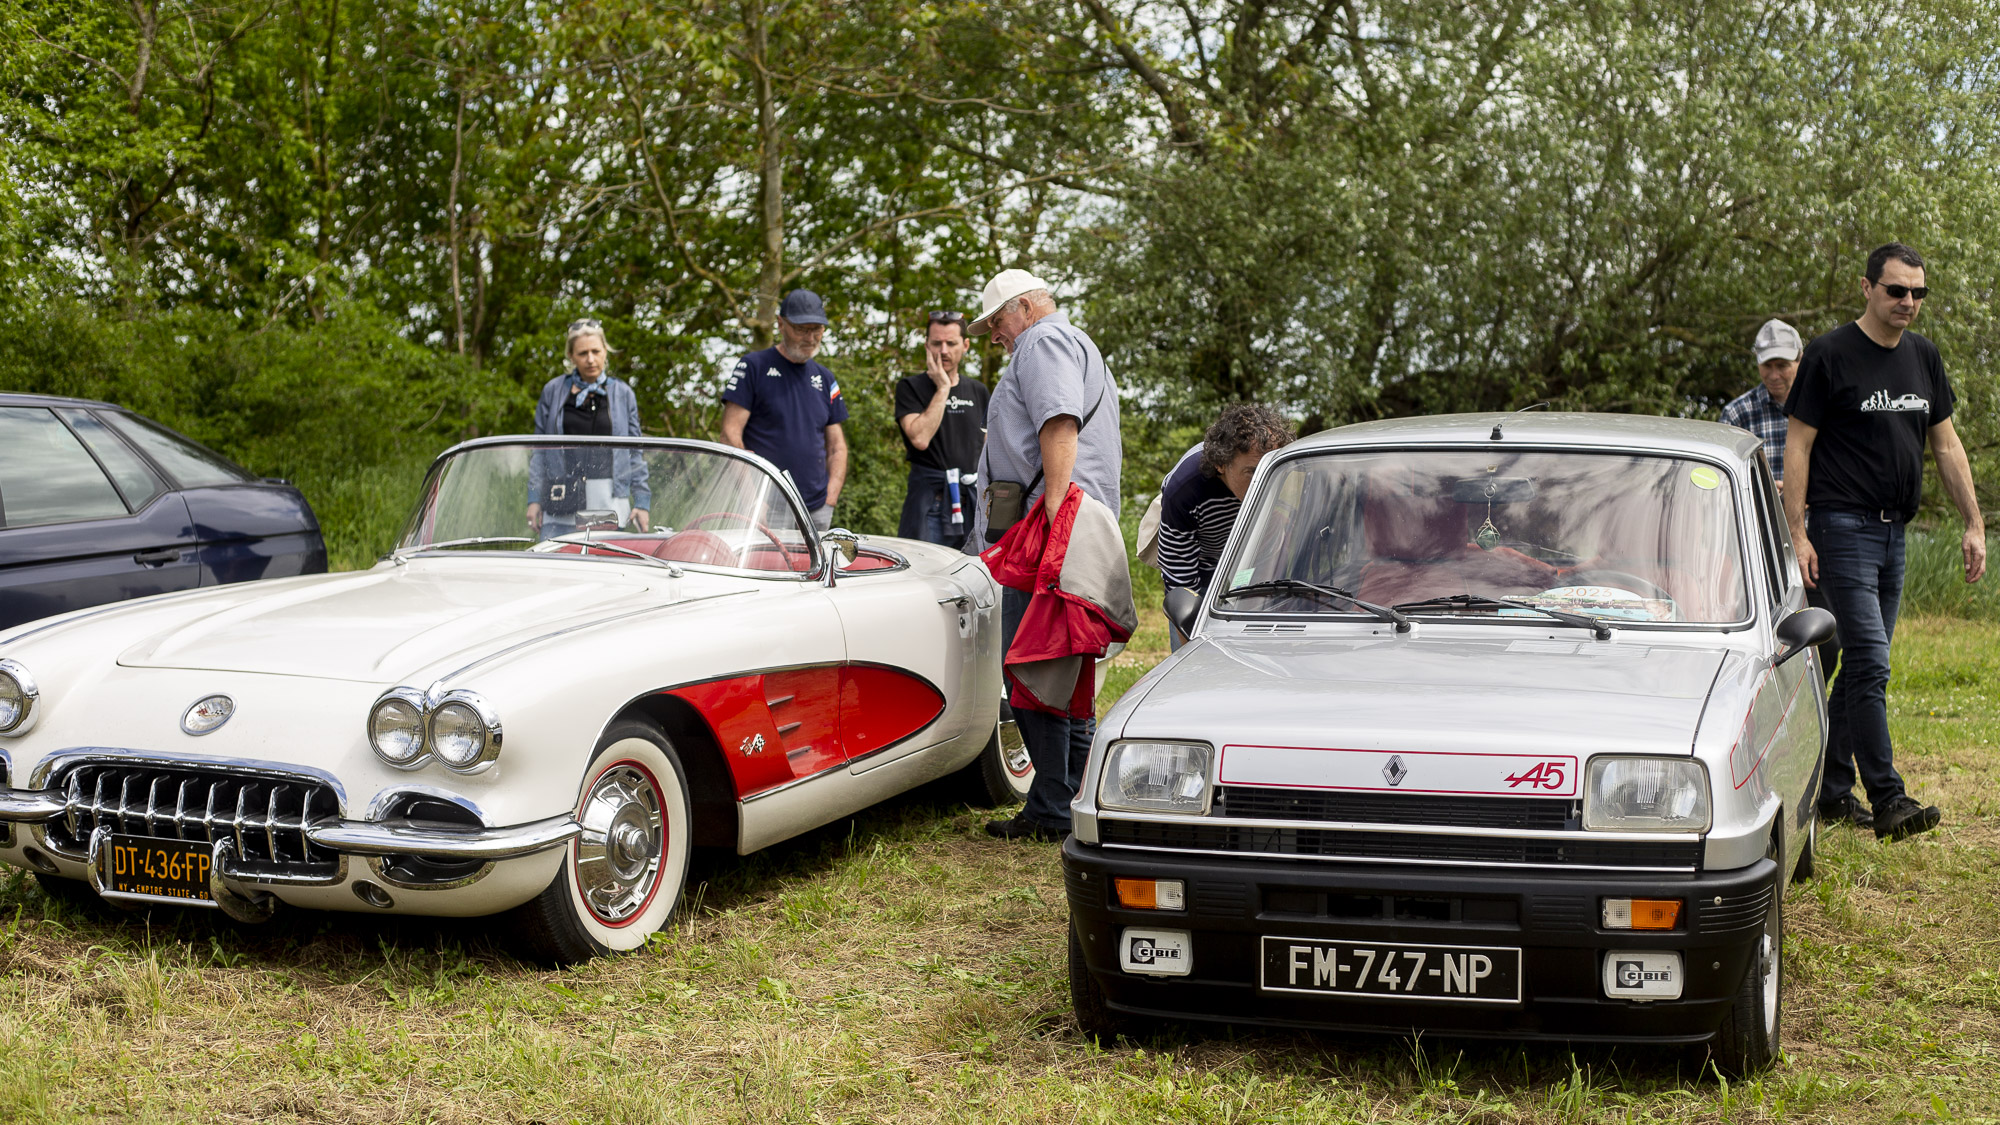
left=368, top=688, right=430, bottom=768
left=1099, top=741, right=1213, bottom=815
left=429, top=691, right=502, bottom=773
left=0, top=659, right=37, bottom=736
left=1583, top=756, right=1710, bottom=832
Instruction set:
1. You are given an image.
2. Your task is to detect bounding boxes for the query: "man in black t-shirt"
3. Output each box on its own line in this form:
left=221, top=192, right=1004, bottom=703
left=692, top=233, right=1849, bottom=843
left=1784, top=242, right=1987, bottom=843
left=894, top=310, right=989, bottom=548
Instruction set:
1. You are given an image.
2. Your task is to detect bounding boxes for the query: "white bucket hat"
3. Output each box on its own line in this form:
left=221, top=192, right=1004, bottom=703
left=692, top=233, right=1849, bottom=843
left=968, top=268, right=1051, bottom=335
left=1753, top=319, right=1802, bottom=364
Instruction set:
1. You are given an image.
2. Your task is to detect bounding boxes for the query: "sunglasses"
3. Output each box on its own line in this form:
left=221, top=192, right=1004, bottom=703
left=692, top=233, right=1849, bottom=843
left=1872, top=282, right=1929, bottom=300
left=928, top=310, right=966, bottom=324
left=567, top=317, right=603, bottom=332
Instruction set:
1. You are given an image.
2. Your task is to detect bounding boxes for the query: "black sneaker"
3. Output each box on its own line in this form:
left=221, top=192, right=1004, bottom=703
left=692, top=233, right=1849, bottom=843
left=1873, top=795, right=1942, bottom=841
left=1817, top=794, right=1875, bottom=831
left=985, top=814, right=1067, bottom=842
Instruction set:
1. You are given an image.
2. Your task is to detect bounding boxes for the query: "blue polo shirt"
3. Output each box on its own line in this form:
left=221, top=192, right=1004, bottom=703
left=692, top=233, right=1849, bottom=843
left=721, top=346, right=849, bottom=509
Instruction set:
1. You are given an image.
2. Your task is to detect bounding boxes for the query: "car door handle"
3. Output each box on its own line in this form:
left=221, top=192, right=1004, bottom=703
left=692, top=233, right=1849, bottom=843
left=133, top=548, right=183, bottom=566
left=937, top=594, right=970, bottom=609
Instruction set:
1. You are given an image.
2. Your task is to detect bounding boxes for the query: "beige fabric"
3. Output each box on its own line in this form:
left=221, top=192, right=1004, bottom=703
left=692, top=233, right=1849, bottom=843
left=1135, top=490, right=1163, bottom=567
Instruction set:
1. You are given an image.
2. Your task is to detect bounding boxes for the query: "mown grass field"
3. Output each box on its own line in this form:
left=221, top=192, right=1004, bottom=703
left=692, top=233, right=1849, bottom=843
left=1, top=611, right=1995, bottom=1123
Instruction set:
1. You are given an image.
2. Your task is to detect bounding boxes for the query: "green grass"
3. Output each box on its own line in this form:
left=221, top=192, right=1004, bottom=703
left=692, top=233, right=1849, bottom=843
left=2, top=611, right=1997, bottom=1121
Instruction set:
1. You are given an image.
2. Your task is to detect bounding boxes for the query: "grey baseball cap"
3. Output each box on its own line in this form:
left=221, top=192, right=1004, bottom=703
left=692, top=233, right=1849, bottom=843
left=1754, top=319, right=1802, bottom=364
left=779, top=289, right=829, bottom=326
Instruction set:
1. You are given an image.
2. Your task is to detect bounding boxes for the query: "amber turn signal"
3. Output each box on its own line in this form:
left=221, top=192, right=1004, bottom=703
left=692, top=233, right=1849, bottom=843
left=1114, top=878, right=1186, bottom=911
left=1601, top=897, right=1682, bottom=930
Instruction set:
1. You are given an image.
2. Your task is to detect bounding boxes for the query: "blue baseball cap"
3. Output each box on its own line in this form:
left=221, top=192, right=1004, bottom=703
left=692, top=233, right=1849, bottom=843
left=779, top=289, right=829, bottom=326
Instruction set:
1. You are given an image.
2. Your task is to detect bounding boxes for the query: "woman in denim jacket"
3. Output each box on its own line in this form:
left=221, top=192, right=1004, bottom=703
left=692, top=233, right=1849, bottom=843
left=526, top=319, right=652, bottom=539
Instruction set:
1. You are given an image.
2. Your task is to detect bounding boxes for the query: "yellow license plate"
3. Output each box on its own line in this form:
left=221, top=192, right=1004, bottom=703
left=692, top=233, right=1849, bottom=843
left=106, top=835, right=214, bottom=903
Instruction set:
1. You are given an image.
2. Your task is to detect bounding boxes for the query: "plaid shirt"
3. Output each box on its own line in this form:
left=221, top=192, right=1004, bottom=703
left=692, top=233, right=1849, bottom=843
left=1720, top=384, right=1788, bottom=484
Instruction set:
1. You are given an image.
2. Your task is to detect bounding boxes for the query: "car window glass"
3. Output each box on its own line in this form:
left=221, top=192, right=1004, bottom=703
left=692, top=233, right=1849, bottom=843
left=100, top=411, right=252, bottom=487
left=0, top=407, right=132, bottom=528
left=1221, top=449, right=1749, bottom=625
left=1748, top=453, right=1787, bottom=607
left=60, top=408, right=165, bottom=510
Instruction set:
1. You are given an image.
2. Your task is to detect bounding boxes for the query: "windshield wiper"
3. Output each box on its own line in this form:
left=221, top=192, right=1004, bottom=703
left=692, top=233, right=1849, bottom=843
left=562, top=535, right=685, bottom=577
left=1217, top=579, right=1411, bottom=633
left=1391, top=593, right=1615, bottom=640
left=394, top=536, right=535, bottom=558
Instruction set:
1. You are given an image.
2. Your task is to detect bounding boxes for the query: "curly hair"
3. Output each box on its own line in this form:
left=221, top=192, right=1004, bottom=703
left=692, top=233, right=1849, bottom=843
left=1201, top=404, right=1296, bottom=477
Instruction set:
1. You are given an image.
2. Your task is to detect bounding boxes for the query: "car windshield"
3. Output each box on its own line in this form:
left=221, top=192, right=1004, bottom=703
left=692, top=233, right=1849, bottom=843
left=396, top=440, right=815, bottom=574
left=1221, top=448, right=1749, bottom=625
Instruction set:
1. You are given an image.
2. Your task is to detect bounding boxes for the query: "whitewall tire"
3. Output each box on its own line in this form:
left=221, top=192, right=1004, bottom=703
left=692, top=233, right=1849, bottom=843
left=506, top=719, right=692, bottom=966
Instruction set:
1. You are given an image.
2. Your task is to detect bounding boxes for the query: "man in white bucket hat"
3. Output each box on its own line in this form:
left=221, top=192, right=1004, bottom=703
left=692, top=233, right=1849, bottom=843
left=968, top=268, right=1123, bottom=841
left=1720, top=318, right=1803, bottom=488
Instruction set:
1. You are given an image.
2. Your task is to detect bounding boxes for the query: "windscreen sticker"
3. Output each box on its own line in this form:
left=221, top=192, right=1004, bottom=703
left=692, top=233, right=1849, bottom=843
left=1688, top=466, right=1720, bottom=490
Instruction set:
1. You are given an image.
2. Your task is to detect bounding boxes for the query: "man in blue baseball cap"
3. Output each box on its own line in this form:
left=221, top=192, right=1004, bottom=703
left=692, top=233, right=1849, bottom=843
left=721, top=289, right=849, bottom=531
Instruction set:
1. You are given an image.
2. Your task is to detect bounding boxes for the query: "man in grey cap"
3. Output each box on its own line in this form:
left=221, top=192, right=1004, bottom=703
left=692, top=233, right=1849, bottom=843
left=721, top=289, right=849, bottom=531
left=968, top=268, right=1123, bottom=841
left=1721, top=318, right=1803, bottom=487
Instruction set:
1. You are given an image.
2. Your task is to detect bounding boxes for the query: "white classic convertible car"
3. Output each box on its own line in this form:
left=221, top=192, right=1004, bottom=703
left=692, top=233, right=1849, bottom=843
left=0, top=436, right=1017, bottom=963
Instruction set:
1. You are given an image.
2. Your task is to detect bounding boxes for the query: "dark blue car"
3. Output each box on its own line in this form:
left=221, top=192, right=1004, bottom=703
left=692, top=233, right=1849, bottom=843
left=0, top=394, right=327, bottom=629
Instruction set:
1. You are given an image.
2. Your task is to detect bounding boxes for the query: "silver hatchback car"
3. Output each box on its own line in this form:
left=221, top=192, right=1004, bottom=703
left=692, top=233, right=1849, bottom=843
left=1065, top=413, right=1835, bottom=1074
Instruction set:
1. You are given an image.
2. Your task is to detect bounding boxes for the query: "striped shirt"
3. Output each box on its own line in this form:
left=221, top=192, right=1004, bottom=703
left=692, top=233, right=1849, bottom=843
left=1155, top=446, right=1241, bottom=595
left=1719, top=384, right=1788, bottom=484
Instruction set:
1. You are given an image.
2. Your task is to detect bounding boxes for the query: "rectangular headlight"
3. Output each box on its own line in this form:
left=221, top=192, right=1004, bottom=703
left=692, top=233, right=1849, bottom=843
left=1099, top=741, right=1214, bottom=815
left=1583, top=756, right=1710, bottom=832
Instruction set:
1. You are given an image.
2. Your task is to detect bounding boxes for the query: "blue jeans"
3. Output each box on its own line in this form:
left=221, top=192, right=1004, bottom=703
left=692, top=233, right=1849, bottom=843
left=897, top=468, right=973, bottom=549
left=1002, top=586, right=1095, bottom=829
left=1810, top=508, right=1908, bottom=808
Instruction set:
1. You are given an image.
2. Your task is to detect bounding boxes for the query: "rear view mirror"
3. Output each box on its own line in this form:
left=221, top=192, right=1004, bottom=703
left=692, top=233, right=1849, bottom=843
left=1774, top=607, right=1836, bottom=666
left=1451, top=477, right=1538, bottom=503
left=821, top=528, right=859, bottom=563
left=1164, top=585, right=1202, bottom=640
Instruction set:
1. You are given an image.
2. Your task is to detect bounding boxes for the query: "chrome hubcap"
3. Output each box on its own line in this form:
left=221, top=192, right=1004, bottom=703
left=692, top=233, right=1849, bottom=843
left=575, top=764, right=664, bottom=924
left=1000, top=719, right=1032, bottom=778
left=1759, top=907, right=1780, bottom=1034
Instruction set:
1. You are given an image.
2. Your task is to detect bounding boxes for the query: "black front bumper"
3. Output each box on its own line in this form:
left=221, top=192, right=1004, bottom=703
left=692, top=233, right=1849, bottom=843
left=1064, top=837, right=1773, bottom=1044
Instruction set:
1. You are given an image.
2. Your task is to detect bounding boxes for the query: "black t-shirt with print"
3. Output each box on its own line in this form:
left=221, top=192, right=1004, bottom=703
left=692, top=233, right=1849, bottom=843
left=893, top=373, right=989, bottom=474
left=1784, top=321, right=1954, bottom=522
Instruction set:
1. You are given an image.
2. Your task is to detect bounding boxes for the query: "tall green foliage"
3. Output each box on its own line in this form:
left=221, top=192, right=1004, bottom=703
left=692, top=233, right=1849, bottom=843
left=3, top=0, right=1998, bottom=560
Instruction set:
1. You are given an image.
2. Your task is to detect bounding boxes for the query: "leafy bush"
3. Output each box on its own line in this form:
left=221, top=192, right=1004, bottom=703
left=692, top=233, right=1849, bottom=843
left=1899, top=527, right=2000, bottom=621
left=0, top=301, right=519, bottom=568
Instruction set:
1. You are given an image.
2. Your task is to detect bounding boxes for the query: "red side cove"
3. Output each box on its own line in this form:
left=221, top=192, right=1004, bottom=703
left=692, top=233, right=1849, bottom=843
left=664, top=664, right=945, bottom=799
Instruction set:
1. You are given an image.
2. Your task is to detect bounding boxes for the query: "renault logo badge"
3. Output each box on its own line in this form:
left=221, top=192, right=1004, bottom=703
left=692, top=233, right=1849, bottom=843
left=1381, top=754, right=1409, bottom=787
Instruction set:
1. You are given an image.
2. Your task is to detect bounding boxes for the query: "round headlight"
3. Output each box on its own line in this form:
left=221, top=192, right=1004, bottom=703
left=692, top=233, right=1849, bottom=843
left=0, top=659, right=38, bottom=736
left=368, top=690, right=429, bottom=766
left=430, top=703, right=485, bottom=768
left=430, top=691, right=501, bottom=773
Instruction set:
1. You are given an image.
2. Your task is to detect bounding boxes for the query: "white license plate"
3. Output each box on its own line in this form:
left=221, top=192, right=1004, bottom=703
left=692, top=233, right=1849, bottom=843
left=1260, top=937, right=1522, bottom=1003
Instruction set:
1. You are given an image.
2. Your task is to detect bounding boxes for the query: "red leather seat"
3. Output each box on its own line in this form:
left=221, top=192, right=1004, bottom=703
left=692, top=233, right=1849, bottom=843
left=1354, top=473, right=1557, bottom=604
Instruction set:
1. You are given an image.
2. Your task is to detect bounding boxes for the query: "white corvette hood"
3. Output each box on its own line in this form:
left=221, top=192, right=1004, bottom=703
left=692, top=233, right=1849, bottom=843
left=116, top=564, right=659, bottom=683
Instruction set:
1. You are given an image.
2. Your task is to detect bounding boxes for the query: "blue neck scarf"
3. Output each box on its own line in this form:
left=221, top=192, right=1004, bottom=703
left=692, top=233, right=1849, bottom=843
left=570, top=374, right=610, bottom=407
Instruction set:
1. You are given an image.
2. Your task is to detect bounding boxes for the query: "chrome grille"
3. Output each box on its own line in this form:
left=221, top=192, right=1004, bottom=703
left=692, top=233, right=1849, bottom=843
left=46, top=763, right=339, bottom=874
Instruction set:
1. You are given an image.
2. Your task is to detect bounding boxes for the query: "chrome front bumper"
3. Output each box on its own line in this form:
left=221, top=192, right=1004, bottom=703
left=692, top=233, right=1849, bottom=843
left=0, top=785, right=580, bottom=863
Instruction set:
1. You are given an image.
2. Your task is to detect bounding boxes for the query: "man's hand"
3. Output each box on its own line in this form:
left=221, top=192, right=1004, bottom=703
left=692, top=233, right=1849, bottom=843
left=925, top=345, right=952, bottom=391
left=1795, top=533, right=1818, bottom=589
left=527, top=502, right=543, bottom=534
left=1964, top=526, right=1987, bottom=584
left=632, top=508, right=651, bottom=533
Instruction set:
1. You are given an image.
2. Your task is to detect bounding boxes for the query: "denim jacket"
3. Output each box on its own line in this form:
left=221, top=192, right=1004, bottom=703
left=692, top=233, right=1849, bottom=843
left=527, top=372, right=652, bottom=511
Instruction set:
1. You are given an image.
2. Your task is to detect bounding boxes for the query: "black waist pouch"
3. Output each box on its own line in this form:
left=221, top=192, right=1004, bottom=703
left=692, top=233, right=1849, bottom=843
left=543, top=466, right=588, bottom=515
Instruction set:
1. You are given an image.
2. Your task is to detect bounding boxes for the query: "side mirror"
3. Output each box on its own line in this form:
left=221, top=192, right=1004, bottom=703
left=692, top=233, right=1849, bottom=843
left=1163, top=585, right=1202, bottom=641
left=1774, top=607, right=1836, bottom=667
left=821, top=527, right=859, bottom=563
